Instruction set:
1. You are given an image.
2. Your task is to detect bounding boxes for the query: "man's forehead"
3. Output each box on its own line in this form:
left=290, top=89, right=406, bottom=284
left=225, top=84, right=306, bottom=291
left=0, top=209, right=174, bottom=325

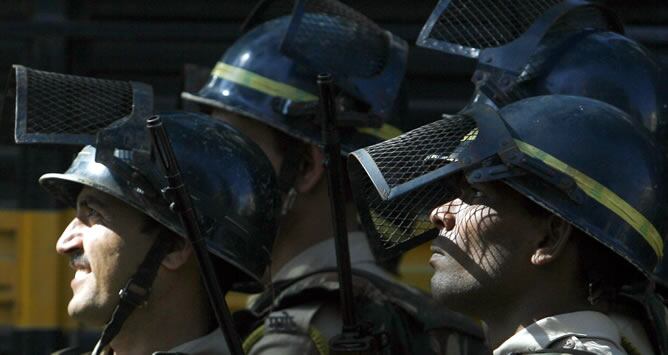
left=76, top=186, right=116, bottom=207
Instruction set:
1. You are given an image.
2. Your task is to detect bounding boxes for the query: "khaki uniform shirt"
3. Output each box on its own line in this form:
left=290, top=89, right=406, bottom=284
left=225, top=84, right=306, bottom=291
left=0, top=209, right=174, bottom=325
left=160, top=328, right=230, bottom=355
left=493, top=311, right=654, bottom=355
left=245, top=232, right=395, bottom=355
left=54, top=328, right=230, bottom=355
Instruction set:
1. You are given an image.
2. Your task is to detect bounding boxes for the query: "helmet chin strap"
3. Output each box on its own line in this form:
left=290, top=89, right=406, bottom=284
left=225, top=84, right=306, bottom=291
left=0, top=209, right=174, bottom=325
left=92, top=237, right=168, bottom=355
left=277, top=143, right=307, bottom=217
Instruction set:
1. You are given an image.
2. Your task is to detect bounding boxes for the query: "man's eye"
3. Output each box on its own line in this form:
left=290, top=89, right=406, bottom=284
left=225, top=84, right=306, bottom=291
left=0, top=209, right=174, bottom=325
left=86, top=208, right=101, bottom=220
left=82, top=205, right=105, bottom=223
left=461, top=186, right=485, bottom=203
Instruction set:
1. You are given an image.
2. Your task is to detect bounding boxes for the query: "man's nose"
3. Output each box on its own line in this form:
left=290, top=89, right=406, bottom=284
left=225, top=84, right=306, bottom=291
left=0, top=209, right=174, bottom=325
left=429, top=200, right=460, bottom=231
left=56, top=218, right=84, bottom=255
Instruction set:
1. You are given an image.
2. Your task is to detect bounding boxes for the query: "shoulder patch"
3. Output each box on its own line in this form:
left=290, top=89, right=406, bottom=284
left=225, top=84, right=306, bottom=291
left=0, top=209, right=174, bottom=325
left=263, top=303, right=323, bottom=335
left=267, top=311, right=299, bottom=333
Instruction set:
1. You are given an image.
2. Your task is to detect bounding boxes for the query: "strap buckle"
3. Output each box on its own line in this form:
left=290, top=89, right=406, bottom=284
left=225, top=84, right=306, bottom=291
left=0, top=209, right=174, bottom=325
left=118, top=278, right=151, bottom=308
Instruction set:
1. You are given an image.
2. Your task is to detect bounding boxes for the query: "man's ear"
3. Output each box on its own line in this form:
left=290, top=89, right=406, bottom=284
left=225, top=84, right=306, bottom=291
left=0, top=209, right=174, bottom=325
left=294, top=144, right=325, bottom=194
left=531, top=215, right=572, bottom=266
left=161, top=241, right=193, bottom=271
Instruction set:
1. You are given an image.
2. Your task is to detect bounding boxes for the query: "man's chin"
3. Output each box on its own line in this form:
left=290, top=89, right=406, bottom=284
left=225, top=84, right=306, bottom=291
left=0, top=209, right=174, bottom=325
left=430, top=274, right=479, bottom=311
left=67, top=297, right=111, bottom=326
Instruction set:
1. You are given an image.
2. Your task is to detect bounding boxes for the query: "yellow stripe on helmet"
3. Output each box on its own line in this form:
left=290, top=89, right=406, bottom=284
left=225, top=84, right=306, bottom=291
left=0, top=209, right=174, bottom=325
left=213, top=62, right=403, bottom=142
left=515, top=139, right=664, bottom=258
left=461, top=128, right=479, bottom=142
left=211, top=62, right=318, bottom=102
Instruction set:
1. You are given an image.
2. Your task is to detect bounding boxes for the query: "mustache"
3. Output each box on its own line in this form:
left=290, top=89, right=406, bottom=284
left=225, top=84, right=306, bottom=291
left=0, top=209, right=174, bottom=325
left=69, top=250, right=91, bottom=270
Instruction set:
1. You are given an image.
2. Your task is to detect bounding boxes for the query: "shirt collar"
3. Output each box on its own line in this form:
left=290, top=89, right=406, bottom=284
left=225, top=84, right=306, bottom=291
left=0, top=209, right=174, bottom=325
left=493, top=311, right=621, bottom=355
left=158, top=328, right=229, bottom=355
left=272, top=231, right=378, bottom=282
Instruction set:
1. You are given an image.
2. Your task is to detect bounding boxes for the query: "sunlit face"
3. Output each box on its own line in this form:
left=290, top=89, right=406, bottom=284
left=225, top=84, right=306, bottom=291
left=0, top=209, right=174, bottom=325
left=428, top=181, right=544, bottom=314
left=56, top=186, right=156, bottom=326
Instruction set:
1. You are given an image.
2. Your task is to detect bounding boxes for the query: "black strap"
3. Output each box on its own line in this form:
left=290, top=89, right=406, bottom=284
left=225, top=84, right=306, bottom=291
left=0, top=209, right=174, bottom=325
left=510, top=350, right=598, bottom=355
left=51, top=346, right=88, bottom=355
left=276, top=141, right=308, bottom=216
left=277, top=142, right=306, bottom=195
left=91, top=237, right=168, bottom=355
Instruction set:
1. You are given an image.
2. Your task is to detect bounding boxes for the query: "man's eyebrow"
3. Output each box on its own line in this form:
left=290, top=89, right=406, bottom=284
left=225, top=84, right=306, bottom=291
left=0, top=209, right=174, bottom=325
left=77, top=195, right=106, bottom=209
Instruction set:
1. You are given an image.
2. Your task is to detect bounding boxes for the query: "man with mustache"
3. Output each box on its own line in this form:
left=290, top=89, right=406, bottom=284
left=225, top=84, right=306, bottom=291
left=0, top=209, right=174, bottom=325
left=348, top=95, right=668, bottom=354
left=25, top=77, right=282, bottom=354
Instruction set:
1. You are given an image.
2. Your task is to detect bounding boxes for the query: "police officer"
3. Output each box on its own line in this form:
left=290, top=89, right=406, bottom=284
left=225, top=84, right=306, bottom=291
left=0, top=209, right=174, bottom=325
left=181, top=5, right=488, bottom=355
left=464, top=0, right=668, bottom=316
left=348, top=95, right=668, bottom=354
left=19, top=68, right=282, bottom=354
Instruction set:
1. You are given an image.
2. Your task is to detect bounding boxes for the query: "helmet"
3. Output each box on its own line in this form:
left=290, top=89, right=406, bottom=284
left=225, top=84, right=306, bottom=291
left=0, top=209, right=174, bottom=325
left=181, top=10, right=409, bottom=153
left=474, top=29, right=668, bottom=143
left=417, top=0, right=667, bottom=139
left=39, top=112, right=280, bottom=291
left=348, top=95, right=666, bottom=278
left=417, top=0, right=668, bottom=291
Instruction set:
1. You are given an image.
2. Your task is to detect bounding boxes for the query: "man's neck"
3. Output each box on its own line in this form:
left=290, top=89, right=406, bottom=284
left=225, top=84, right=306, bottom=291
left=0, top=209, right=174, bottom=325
left=108, top=281, right=213, bottom=355
left=269, top=194, right=360, bottom=278
left=480, top=277, right=593, bottom=348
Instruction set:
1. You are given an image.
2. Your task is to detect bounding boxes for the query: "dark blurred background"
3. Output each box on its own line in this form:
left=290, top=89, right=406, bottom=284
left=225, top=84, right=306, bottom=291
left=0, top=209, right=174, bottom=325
left=1, top=0, right=668, bottom=207
left=0, top=1, right=666, bottom=354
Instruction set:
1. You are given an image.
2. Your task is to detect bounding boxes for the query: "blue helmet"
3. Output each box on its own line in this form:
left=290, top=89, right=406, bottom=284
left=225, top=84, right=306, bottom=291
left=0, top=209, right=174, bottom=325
left=39, top=112, right=280, bottom=292
left=181, top=14, right=409, bottom=153
left=349, top=95, right=667, bottom=280
left=473, top=29, right=668, bottom=143
left=417, top=0, right=668, bottom=291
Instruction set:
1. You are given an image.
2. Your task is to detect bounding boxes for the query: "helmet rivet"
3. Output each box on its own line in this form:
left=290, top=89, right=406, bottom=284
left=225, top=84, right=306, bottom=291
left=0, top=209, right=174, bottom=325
left=473, top=71, right=485, bottom=82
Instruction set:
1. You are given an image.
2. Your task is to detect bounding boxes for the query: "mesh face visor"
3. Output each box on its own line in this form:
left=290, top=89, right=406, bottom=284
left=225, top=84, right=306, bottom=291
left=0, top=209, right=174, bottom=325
left=418, top=0, right=563, bottom=59
left=280, top=0, right=408, bottom=120
left=282, top=0, right=388, bottom=77
left=348, top=104, right=523, bottom=255
left=416, top=0, right=621, bottom=103
left=6, top=65, right=153, bottom=146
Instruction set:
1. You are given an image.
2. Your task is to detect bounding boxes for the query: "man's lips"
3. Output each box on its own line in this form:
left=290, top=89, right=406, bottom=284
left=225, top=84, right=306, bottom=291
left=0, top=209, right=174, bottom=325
left=429, top=244, right=447, bottom=268
left=430, top=245, right=446, bottom=256
left=71, top=269, right=91, bottom=289
left=431, top=230, right=455, bottom=250
left=430, top=230, right=458, bottom=267
left=69, top=254, right=91, bottom=289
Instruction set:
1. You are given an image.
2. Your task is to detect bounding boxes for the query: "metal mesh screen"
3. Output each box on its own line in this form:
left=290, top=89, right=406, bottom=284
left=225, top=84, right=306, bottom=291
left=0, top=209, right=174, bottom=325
left=23, top=67, right=133, bottom=136
left=419, top=0, right=563, bottom=58
left=281, top=0, right=389, bottom=78
left=350, top=114, right=478, bottom=251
